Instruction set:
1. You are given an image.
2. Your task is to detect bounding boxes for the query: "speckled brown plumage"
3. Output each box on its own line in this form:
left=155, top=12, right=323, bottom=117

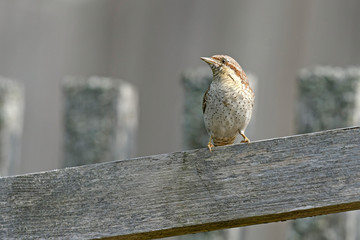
left=201, top=55, right=254, bottom=151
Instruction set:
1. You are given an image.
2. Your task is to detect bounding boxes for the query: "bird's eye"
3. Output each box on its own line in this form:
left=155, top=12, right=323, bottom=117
left=222, top=58, right=228, bottom=64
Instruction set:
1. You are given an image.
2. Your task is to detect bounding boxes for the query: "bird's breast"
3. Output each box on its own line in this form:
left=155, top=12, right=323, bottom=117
left=204, top=81, right=254, bottom=138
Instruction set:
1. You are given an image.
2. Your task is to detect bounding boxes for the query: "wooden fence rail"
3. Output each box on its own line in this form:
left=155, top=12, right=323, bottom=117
left=1, top=127, right=360, bottom=239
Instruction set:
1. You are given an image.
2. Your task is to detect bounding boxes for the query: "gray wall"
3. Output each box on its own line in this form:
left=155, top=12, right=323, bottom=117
left=0, top=0, right=359, bottom=239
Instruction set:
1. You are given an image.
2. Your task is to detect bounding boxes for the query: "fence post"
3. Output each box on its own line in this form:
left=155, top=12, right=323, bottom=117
left=0, top=77, right=24, bottom=176
left=292, top=66, right=360, bottom=240
left=181, top=67, right=257, bottom=240
left=62, top=76, right=138, bottom=167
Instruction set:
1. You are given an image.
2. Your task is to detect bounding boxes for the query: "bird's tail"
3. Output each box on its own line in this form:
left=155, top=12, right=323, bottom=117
left=213, top=136, right=236, bottom=147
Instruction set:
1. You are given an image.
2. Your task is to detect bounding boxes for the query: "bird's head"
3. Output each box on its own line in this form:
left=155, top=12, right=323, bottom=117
left=200, top=55, right=247, bottom=84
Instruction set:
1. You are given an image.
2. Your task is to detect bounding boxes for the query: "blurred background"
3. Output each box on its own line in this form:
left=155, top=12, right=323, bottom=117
left=0, top=0, right=360, bottom=239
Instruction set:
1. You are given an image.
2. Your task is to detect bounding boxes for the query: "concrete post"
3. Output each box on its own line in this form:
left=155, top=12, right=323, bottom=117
left=292, top=66, right=360, bottom=240
left=0, top=77, right=24, bottom=176
left=62, top=76, right=138, bottom=167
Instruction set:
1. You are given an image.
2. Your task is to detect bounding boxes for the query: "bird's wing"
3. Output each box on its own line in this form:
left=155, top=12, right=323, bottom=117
left=202, top=88, right=209, bottom=114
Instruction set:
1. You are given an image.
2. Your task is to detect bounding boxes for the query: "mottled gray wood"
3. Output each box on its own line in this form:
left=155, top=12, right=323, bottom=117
left=1, top=127, right=360, bottom=240
left=0, top=77, right=24, bottom=177
left=62, top=76, right=138, bottom=167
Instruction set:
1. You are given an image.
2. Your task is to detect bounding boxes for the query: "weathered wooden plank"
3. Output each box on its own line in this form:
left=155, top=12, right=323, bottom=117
left=1, top=127, right=360, bottom=240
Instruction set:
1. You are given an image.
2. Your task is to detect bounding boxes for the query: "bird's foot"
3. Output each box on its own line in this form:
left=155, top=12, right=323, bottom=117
left=208, top=142, right=214, bottom=152
left=240, top=134, right=250, bottom=143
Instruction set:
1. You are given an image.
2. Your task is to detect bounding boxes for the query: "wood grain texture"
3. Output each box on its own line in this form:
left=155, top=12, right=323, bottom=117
left=1, top=127, right=360, bottom=239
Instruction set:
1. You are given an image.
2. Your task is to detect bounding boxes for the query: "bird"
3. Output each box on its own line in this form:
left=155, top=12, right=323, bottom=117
left=201, top=55, right=254, bottom=151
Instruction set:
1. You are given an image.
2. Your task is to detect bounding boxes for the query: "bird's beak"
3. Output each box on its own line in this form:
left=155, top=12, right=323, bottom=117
left=200, top=57, right=219, bottom=67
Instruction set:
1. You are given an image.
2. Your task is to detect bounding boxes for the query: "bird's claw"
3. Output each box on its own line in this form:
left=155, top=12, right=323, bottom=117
left=207, top=142, right=214, bottom=152
left=241, top=136, right=250, bottom=143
